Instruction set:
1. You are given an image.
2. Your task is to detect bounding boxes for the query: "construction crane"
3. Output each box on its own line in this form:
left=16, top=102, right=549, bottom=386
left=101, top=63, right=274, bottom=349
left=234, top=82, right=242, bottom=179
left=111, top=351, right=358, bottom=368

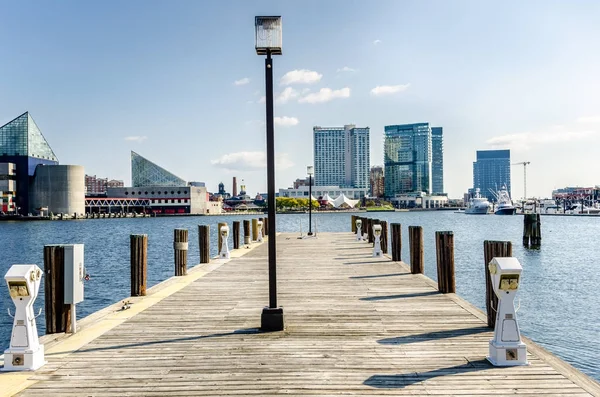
left=512, top=161, right=531, bottom=200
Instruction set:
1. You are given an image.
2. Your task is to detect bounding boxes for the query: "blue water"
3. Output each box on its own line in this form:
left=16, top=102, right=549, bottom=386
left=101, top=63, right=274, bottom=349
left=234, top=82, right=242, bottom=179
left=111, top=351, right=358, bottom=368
left=0, top=212, right=598, bottom=382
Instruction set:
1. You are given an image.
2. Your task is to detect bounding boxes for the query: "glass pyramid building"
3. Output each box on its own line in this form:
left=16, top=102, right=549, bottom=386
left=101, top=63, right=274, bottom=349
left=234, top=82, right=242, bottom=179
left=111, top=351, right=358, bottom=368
left=131, top=151, right=186, bottom=187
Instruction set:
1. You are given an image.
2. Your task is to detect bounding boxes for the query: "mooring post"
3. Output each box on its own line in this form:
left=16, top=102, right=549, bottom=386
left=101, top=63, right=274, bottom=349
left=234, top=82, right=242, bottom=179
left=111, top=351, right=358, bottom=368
left=130, top=234, right=147, bottom=296
left=484, top=240, right=512, bottom=328
left=391, top=223, right=402, bottom=261
left=43, top=245, right=71, bottom=334
left=217, top=222, right=227, bottom=256
left=435, top=231, right=455, bottom=293
left=243, top=220, right=251, bottom=245
left=174, top=228, right=188, bottom=276
left=198, top=225, right=210, bottom=263
left=251, top=218, right=258, bottom=242
left=409, top=226, right=424, bottom=274
left=232, top=221, right=240, bottom=249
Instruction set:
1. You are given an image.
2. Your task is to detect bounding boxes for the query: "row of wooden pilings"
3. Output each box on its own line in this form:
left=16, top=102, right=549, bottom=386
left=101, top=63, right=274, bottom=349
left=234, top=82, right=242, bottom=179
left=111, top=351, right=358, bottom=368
left=44, top=217, right=268, bottom=335
left=351, top=214, right=512, bottom=329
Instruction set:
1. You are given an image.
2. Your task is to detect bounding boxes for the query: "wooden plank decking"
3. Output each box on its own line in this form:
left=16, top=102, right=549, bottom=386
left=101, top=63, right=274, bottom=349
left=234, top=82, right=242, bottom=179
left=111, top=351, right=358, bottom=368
left=10, top=233, right=600, bottom=396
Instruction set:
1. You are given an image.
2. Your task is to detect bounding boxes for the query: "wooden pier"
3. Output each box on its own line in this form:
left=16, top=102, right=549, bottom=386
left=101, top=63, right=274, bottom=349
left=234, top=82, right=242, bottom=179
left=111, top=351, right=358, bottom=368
left=2, top=232, right=599, bottom=396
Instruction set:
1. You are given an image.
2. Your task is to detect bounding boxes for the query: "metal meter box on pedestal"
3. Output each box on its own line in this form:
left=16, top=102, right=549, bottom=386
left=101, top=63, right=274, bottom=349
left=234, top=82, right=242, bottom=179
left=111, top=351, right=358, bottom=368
left=63, top=244, right=84, bottom=304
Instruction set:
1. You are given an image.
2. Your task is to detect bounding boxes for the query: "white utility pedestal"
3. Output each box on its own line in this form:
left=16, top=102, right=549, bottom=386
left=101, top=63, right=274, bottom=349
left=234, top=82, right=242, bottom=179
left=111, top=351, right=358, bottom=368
left=373, top=224, right=383, bottom=257
left=355, top=219, right=363, bottom=241
left=257, top=221, right=264, bottom=243
left=220, top=224, right=230, bottom=259
left=3, top=264, right=45, bottom=371
left=487, top=257, right=528, bottom=366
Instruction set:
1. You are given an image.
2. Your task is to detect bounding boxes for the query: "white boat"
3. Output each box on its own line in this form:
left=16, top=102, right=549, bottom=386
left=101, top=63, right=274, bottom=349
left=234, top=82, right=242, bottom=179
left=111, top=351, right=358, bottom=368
left=493, top=186, right=516, bottom=215
left=567, top=203, right=600, bottom=215
left=465, top=189, right=490, bottom=215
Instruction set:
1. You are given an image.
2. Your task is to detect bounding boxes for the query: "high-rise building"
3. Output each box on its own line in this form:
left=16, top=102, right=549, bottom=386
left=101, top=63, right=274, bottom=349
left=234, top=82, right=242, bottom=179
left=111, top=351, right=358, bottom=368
left=431, top=127, right=444, bottom=194
left=384, top=123, right=432, bottom=197
left=85, top=175, right=124, bottom=194
left=313, top=124, right=370, bottom=189
left=370, top=166, right=384, bottom=198
left=473, top=149, right=511, bottom=202
left=131, top=151, right=186, bottom=187
left=0, top=112, right=59, bottom=214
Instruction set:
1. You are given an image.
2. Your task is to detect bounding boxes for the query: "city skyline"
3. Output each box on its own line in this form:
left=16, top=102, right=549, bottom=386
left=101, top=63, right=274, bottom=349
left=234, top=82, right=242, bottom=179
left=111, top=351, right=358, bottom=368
left=1, top=1, right=600, bottom=198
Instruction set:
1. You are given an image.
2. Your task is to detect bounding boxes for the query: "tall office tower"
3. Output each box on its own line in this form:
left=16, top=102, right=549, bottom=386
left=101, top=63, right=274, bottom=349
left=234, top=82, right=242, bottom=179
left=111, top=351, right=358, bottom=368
left=384, top=123, right=432, bottom=197
left=370, top=166, right=384, bottom=198
left=313, top=125, right=370, bottom=189
left=473, top=149, right=511, bottom=202
left=232, top=176, right=237, bottom=197
left=431, top=127, right=444, bottom=194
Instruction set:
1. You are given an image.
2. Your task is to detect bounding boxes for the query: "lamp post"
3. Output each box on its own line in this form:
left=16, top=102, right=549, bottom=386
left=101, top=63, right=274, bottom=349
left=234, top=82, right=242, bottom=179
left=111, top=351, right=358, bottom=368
left=256, top=16, right=284, bottom=332
left=307, top=165, right=314, bottom=236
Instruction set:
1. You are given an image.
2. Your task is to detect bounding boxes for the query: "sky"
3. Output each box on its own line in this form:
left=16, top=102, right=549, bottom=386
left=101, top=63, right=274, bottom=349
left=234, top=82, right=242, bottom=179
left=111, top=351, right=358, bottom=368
left=1, top=0, right=600, bottom=199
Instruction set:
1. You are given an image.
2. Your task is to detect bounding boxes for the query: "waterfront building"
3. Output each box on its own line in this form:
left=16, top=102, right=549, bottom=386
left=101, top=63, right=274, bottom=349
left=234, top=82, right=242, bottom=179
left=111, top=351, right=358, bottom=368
left=431, top=127, right=444, bottom=194
left=30, top=165, right=85, bottom=216
left=473, top=149, right=511, bottom=202
left=0, top=163, right=17, bottom=213
left=0, top=112, right=59, bottom=215
left=313, top=125, right=370, bottom=189
left=369, top=166, right=384, bottom=198
left=85, top=174, right=124, bottom=194
left=390, top=191, right=448, bottom=209
left=131, top=151, right=186, bottom=187
left=384, top=123, right=433, bottom=197
left=279, top=185, right=367, bottom=200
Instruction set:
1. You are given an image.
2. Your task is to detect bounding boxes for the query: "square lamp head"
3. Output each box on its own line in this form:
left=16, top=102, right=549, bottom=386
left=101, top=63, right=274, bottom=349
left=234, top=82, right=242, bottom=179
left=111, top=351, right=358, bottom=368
left=255, top=16, right=282, bottom=55
left=5, top=264, right=42, bottom=304
left=257, top=220, right=263, bottom=228
left=373, top=224, right=382, bottom=237
left=307, top=165, right=314, bottom=176
left=220, top=224, right=230, bottom=237
left=356, top=219, right=362, bottom=228
left=488, top=257, right=522, bottom=295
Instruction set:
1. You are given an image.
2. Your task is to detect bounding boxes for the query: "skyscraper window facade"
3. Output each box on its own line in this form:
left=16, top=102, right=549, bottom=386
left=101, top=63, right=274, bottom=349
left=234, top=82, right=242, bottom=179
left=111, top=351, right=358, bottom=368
left=384, top=123, right=434, bottom=197
left=431, top=127, right=444, bottom=194
left=473, top=149, right=511, bottom=202
left=313, top=125, right=370, bottom=189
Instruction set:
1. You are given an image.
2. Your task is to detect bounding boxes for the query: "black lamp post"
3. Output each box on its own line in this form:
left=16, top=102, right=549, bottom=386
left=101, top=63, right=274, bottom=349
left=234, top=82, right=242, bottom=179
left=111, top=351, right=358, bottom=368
left=256, top=16, right=284, bottom=332
left=307, top=165, right=314, bottom=236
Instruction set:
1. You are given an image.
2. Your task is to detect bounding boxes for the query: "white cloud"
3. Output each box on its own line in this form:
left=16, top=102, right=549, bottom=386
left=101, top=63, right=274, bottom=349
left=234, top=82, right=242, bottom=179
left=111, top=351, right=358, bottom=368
left=234, top=77, right=250, bottom=86
left=487, top=130, right=598, bottom=150
left=274, top=116, right=299, bottom=127
left=276, top=87, right=299, bottom=104
left=373, top=39, right=382, bottom=45
left=280, top=69, right=322, bottom=85
left=576, top=116, right=600, bottom=123
left=370, top=84, right=411, bottom=96
left=336, top=66, right=357, bottom=73
left=211, top=151, right=294, bottom=170
left=298, top=87, right=351, bottom=104
left=124, top=136, right=147, bottom=142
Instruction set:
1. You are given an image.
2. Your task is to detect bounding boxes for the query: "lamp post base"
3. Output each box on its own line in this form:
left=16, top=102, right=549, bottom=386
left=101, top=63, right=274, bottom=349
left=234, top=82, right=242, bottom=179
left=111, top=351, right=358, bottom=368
left=307, top=232, right=313, bottom=236
left=261, top=307, right=284, bottom=332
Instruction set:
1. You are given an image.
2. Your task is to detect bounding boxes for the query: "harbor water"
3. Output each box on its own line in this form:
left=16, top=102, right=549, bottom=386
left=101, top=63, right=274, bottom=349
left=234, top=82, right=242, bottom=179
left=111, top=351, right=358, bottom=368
left=0, top=212, right=598, bottom=382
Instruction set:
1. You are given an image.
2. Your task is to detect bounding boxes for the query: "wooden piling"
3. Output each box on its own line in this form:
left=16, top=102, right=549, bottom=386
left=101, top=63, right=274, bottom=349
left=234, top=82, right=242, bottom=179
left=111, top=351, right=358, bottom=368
left=252, top=218, right=258, bottom=242
left=174, top=228, right=188, bottom=276
left=259, top=217, right=265, bottom=237
left=217, top=222, right=226, bottom=255
left=523, top=213, right=541, bottom=248
left=263, top=216, right=269, bottom=236
left=484, top=240, right=512, bottom=328
left=435, top=231, right=455, bottom=293
left=391, top=223, right=402, bottom=261
left=380, top=220, right=388, bottom=254
left=232, top=221, right=240, bottom=249
left=351, top=215, right=357, bottom=233
left=198, top=225, right=210, bottom=264
left=243, top=220, right=251, bottom=245
left=367, top=218, right=375, bottom=244
left=43, top=245, right=71, bottom=334
left=130, top=234, right=147, bottom=296
left=408, top=226, right=424, bottom=274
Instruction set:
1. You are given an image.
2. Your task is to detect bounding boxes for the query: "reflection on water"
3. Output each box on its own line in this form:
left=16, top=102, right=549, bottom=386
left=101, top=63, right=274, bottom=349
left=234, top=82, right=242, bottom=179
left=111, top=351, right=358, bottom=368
left=0, top=212, right=598, bottom=381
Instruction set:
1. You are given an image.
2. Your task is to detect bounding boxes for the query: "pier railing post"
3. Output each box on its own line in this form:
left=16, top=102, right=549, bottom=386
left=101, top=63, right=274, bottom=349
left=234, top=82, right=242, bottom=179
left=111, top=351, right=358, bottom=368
left=391, top=223, right=402, bottom=261
left=252, top=218, right=258, bottom=242
left=243, top=220, right=251, bottom=245
left=217, top=222, right=226, bottom=256
left=130, top=234, right=148, bottom=296
left=43, top=245, right=71, bottom=334
left=409, top=226, right=424, bottom=274
left=233, top=221, right=240, bottom=249
left=484, top=240, right=512, bottom=328
left=435, top=231, right=455, bottom=293
left=198, top=225, right=210, bottom=263
left=174, top=229, right=188, bottom=276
